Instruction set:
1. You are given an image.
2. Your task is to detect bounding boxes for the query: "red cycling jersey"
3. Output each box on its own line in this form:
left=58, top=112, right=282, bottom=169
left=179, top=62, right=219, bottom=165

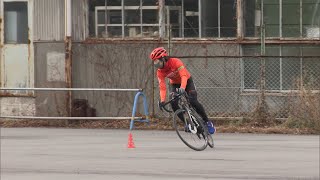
left=156, top=58, right=191, bottom=102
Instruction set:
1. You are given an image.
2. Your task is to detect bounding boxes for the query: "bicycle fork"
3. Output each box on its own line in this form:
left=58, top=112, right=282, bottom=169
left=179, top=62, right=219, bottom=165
left=185, top=109, right=199, bottom=134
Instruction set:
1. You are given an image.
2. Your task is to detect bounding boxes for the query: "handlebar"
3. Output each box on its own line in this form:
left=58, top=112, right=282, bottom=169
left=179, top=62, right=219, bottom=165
left=159, top=92, right=187, bottom=113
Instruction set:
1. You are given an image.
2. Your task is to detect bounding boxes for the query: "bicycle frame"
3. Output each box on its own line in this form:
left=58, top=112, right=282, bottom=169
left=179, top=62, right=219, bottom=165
left=161, top=93, right=199, bottom=132
left=159, top=93, right=214, bottom=151
left=160, top=92, right=214, bottom=150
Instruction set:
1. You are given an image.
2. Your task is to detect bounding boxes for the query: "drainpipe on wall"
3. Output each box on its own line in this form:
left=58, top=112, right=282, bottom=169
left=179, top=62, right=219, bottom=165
left=65, top=0, right=72, bottom=118
left=158, top=0, right=165, bottom=40
left=255, top=0, right=261, bottom=37
left=237, top=0, right=243, bottom=40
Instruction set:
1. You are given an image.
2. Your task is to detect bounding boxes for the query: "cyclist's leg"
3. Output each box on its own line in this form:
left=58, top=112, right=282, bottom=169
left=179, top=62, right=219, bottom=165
left=169, top=84, right=184, bottom=122
left=185, top=78, right=210, bottom=123
left=186, top=78, right=215, bottom=134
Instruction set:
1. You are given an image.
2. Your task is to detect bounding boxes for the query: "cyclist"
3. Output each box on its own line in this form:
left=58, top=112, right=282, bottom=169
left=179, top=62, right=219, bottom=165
left=150, top=47, right=215, bottom=134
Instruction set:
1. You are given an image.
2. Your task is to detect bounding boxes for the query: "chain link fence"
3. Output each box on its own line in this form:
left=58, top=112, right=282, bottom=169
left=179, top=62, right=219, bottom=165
left=154, top=54, right=320, bottom=120
left=2, top=43, right=319, bottom=124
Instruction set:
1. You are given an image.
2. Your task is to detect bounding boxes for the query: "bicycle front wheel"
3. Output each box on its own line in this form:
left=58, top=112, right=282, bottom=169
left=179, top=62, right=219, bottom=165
left=173, top=109, right=208, bottom=151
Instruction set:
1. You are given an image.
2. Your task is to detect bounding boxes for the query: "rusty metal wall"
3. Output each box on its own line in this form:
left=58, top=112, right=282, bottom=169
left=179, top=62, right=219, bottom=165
left=33, top=42, right=67, bottom=117
left=33, top=0, right=65, bottom=41
left=72, top=43, right=155, bottom=117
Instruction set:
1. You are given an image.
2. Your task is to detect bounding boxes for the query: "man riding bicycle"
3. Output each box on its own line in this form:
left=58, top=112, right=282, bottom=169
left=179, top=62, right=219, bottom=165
left=150, top=47, right=215, bottom=134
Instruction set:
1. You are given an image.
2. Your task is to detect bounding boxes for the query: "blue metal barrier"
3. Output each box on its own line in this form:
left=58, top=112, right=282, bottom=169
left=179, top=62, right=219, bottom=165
left=130, top=91, right=150, bottom=130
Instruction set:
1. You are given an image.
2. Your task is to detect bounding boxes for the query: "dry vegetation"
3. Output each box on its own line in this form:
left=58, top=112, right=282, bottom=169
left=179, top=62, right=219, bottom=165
left=0, top=116, right=317, bottom=135
left=1, top=88, right=319, bottom=135
left=284, top=88, right=320, bottom=133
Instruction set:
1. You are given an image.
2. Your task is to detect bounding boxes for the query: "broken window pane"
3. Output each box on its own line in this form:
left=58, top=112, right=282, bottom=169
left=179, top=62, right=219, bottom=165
left=244, top=0, right=258, bottom=37
left=168, top=8, right=182, bottom=37
left=302, top=0, right=320, bottom=38
left=184, top=0, right=199, bottom=37
left=4, top=2, right=28, bottom=44
left=165, top=0, right=183, bottom=37
left=244, top=0, right=280, bottom=38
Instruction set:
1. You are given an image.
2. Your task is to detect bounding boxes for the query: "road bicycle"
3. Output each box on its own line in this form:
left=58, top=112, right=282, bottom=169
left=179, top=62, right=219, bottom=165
left=159, top=92, right=214, bottom=151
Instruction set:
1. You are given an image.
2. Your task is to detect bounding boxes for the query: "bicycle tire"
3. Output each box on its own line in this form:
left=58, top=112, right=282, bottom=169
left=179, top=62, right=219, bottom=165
left=191, top=110, right=214, bottom=148
left=207, top=134, right=214, bottom=148
left=173, top=109, right=208, bottom=151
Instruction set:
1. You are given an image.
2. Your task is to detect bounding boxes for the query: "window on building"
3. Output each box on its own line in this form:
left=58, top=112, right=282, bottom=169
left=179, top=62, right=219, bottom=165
left=244, top=0, right=320, bottom=38
left=4, top=2, right=28, bottom=44
left=164, top=0, right=193, bottom=38
left=201, top=0, right=237, bottom=38
left=89, top=0, right=237, bottom=38
left=242, top=45, right=320, bottom=91
left=89, top=0, right=158, bottom=38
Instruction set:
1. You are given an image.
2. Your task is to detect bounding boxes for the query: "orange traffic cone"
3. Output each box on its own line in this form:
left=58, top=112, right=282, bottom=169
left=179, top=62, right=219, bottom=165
left=127, top=132, right=136, bottom=148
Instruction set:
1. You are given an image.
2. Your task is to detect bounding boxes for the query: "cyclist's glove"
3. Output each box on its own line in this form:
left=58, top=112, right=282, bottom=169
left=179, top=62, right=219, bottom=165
left=158, top=101, right=165, bottom=111
left=176, top=88, right=185, bottom=95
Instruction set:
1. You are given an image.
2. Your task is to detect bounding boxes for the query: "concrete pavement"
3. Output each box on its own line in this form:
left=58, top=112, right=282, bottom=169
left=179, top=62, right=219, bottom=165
left=1, top=128, right=319, bottom=180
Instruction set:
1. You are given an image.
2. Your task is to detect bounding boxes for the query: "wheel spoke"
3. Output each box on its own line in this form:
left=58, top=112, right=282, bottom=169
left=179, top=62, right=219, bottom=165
left=173, top=109, right=207, bottom=151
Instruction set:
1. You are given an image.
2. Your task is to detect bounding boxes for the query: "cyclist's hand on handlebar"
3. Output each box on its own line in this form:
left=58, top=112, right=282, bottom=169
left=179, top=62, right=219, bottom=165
left=176, top=88, right=185, bottom=95
left=158, top=101, right=165, bottom=111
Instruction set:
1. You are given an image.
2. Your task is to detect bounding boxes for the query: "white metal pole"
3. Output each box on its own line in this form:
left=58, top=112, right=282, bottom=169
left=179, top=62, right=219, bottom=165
left=199, top=0, right=202, bottom=38
left=65, top=0, right=72, bottom=37
left=0, top=88, right=143, bottom=91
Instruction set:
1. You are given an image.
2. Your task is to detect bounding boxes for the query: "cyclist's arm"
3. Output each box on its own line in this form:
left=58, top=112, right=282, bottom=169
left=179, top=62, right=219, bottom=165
left=176, top=62, right=189, bottom=89
left=157, top=71, right=167, bottom=102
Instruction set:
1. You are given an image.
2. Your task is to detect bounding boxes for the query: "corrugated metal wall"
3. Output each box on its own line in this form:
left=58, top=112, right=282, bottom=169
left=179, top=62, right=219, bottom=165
left=72, top=0, right=88, bottom=41
left=32, top=0, right=88, bottom=117
left=33, top=0, right=65, bottom=41
left=33, top=0, right=87, bottom=41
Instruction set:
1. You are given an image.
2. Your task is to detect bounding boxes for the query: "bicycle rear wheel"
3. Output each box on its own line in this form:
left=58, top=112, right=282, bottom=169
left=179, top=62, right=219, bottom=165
left=173, top=109, right=208, bottom=151
left=207, top=134, right=214, bottom=148
left=191, top=111, right=214, bottom=149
